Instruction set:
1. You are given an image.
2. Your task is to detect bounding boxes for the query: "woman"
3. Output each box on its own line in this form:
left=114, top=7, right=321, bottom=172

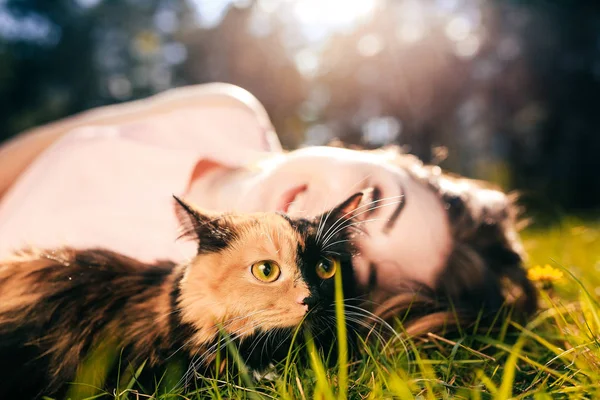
left=0, top=83, right=536, bottom=334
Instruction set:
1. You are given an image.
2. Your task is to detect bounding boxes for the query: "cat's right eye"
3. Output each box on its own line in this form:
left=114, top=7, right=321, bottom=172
left=316, top=257, right=339, bottom=279
left=251, top=261, right=281, bottom=283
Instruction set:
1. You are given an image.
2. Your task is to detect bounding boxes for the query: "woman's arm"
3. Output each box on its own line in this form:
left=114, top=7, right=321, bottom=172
left=0, top=82, right=281, bottom=199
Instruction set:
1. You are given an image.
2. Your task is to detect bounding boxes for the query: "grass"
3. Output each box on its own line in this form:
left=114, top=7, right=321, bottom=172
left=60, top=219, right=600, bottom=400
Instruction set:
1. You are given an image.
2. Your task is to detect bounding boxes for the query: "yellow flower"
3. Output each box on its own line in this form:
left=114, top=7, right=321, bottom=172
left=527, top=264, right=564, bottom=283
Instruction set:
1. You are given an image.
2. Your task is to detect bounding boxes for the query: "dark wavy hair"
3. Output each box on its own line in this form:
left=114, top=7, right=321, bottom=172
left=329, top=141, right=538, bottom=336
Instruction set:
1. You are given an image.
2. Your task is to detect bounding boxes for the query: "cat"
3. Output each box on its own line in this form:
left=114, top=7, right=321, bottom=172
left=0, top=191, right=367, bottom=399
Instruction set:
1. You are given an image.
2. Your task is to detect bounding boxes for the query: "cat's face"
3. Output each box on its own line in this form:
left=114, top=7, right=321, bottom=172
left=173, top=193, right=364, bottom=346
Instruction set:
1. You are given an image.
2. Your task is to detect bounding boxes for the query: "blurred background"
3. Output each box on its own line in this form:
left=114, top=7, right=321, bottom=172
left=0, top=0, right=599, bottom=218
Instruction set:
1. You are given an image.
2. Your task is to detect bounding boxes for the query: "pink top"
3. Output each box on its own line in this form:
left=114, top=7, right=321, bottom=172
left=0, top=105, right=276, bottom=263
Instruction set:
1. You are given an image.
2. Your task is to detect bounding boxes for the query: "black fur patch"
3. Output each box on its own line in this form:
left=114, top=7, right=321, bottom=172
left=173, top=195, right=238, bottom=253
left=0, top=249, right=196, bottom=399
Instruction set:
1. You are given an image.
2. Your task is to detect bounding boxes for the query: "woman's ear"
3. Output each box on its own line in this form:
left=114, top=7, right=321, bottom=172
left=172, top=195, right=237, bottom=253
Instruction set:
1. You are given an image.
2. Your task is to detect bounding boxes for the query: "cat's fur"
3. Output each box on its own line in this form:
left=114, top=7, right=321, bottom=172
left=0, top=193, right=365, bottom=399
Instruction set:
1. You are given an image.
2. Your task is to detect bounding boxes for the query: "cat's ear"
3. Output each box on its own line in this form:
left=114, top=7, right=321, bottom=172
left=172, top=195, right=237, bottom=253
left=326, top=192, right=365, bottom=223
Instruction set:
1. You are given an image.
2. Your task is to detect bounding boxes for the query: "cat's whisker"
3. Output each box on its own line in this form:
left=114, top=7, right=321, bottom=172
left=182, top=322, right=267, bottom=388
left=343, top=304, right=401, bottom=335
left=166, top=331, right=199, bottom=361
left=258, top=329, right=275, bottom=362
left=343, top=296, right=384, bottom=307
left=318, top=194, right=404, bottom=245
left=320, top=197, right=404, bottom=247
left=320, top=218, right=382, bottom=249
left=322, top=206, right=394, bottom=246
left=314, top=175, right=376, bottom=244
left=245, top=332, right=264, bottom=361
left=316, top=174, right=372, bottom=243
left=342, top=304, right=410, bottom=356
left=245, top=325, right=279, bottom=362
left=320, top=216, right=392, bottom=250
left=208, top=323, right=263, bottom=357
left=311, top=317, right=336, bottom=343
left=277, top=226, right=282, bottom=253
left=169, top=308, right=271, bottom=364
left=340, top=312, right=387, bottom=346
left=258, top=328, right=287, bottom=364
left=269, top=328, right=295, bottom=358
left=315, top=209, right=326, bottom=245
left=217, top=314, right=287, bottom=364
left=321, top=198, right=405, bottom=246
left=315, top=175, right=372, bottom=243
left=262, top=230, right=277, bottom=253
left=196, top=323, right=260, bottom=364
left=169, top=309, right=270, bottom=364
left=324, top=312, right=386, bottom=347
left=315, top=207, right=335, bottom=245
left=163, top=298, right=229, bottom=319
left=180, top=329, right=244, bottom=387
left=216, top=309, right=270, bottom=331
left=321, top=239, right=352, bottom=251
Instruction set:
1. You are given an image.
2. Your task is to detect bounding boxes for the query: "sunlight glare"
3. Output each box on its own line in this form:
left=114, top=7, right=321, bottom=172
left=446, top=15, right=473, bottom=42
left=454, top=35, right=481, bottom=58
left=357, top=34, right=384, bottom=57
left=397, top=24, right=425, bottom=43
left=189, top=0, right=231, bottom=29
left=295, top=48, right=320, bottom=77
left=293, top=0, right=377, bottom=41
left=396, top=0, right=427, bottom=44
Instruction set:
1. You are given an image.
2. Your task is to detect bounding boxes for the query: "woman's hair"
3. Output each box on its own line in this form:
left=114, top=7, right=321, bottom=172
left=330, top=141, right=538, bottom=336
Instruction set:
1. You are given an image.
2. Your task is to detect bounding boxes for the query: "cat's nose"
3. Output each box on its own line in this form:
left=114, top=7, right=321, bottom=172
left=296, top=296, right=309, bottom=312
left=300, top=296, right=317, bottom=310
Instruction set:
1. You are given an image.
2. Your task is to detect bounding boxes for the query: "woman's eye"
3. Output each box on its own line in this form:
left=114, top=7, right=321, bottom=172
left=251, top=261, right=281, bottom=283
left=316, top=257, right=340, bottom=279
left=365, top=185, right=382, bottom=216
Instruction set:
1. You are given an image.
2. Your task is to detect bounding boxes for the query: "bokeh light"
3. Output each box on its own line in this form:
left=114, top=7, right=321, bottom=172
left=1, top=0, right=599, bottom=212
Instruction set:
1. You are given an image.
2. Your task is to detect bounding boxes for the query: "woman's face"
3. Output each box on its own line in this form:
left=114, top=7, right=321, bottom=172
left=237, top=147, right=453, bottom=292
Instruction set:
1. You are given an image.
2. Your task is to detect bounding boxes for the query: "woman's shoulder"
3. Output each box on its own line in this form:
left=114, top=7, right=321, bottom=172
left=0, top=83, right=283, bottom=260
left=0, top=83, right=282, bottom=200
left=0, top=124, right=198, bottom=259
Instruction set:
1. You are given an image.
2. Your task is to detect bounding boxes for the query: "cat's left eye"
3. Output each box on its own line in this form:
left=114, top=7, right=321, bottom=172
left=316, top=257, right=340, bottom=279
left=251, top=261, right=281, bottom=283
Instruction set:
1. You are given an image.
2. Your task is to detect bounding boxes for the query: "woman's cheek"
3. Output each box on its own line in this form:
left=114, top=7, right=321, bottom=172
left=350, top=254, right=372, bottom=289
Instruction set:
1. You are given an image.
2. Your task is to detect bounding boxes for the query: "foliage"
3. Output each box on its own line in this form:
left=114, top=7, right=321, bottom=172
left=0, top=0, right=194, bottom=137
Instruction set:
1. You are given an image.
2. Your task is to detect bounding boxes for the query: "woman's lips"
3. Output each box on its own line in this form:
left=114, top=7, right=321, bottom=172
left=277, top=185, right=308, bottom=212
